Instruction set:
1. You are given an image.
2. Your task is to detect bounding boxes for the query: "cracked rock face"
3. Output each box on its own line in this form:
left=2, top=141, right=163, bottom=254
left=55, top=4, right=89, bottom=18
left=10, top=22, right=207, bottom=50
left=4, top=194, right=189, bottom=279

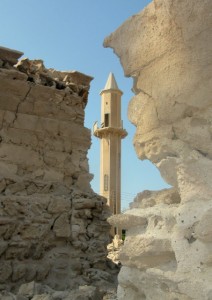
left=104, top=0, right=212, bottom=299
left=0, top=47, right=114, bottom=293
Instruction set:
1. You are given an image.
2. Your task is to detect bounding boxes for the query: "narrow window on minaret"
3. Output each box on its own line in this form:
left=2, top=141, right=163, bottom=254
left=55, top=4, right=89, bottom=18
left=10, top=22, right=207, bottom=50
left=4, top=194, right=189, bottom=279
left=104, top=174, right=108, bottom=191
left=104, top=113, right=110, bottom=127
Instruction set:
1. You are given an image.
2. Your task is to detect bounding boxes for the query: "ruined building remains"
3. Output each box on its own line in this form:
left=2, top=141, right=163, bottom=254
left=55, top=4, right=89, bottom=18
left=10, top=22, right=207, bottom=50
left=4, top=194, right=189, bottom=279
left=0, top=46, right=113, bottom=294
left=105, top=0, right=212, bottom=299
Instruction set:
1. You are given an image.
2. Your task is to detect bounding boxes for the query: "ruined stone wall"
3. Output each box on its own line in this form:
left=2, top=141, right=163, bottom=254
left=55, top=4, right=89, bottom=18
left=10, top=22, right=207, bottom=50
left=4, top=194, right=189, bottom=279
left=0, top=47, right=111, bottom=292
left=105, top=0, right=212, bottom=299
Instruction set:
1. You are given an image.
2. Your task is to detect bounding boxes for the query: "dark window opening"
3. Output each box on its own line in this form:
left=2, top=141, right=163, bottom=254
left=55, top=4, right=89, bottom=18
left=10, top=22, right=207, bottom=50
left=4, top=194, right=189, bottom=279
left=105, top=113, right=110, bottom=127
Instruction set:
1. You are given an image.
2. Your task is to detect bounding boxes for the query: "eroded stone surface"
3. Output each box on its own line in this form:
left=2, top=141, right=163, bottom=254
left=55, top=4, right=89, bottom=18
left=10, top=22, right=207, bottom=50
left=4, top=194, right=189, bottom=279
left=0, top=48, right=116, bottom=294
left=105, top=0, right=212, bottom=299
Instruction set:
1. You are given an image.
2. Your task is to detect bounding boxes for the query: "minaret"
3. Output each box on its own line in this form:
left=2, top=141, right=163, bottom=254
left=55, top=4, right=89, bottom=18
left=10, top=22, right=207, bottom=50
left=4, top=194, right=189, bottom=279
left=93, top=73, right=127, bottom=229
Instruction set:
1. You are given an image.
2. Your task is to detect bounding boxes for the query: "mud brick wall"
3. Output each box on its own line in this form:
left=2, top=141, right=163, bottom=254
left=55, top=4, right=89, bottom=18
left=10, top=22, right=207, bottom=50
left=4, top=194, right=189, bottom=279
left=0, top=47, right=111, bottom=291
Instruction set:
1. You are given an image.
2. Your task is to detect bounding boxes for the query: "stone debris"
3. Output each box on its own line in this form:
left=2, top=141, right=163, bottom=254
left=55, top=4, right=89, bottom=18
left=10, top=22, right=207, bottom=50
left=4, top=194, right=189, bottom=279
left=107, top=235, right=123, bottom=266
left=15, top=59, right=92, bottom=108
left=0, top=46, right=118, bottom=297
left=105, top=0, right=212, bottom=299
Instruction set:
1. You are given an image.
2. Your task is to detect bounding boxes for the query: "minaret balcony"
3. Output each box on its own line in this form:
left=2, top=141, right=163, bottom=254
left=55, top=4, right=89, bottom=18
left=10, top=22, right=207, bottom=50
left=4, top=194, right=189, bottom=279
left=93, top=121, right=127, bottom=139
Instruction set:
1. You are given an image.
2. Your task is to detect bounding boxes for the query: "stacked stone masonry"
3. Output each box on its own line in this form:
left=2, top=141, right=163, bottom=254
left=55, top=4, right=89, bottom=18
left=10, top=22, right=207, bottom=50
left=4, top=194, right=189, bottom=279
left=105, top=0, right=212, bottom=299
left=0, top=46, right=113, bottom=294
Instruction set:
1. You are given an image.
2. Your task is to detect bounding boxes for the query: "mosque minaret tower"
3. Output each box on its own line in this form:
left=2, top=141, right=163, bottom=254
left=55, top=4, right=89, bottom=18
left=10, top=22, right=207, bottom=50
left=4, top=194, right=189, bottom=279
left=93, top=73, right=127, bottom=232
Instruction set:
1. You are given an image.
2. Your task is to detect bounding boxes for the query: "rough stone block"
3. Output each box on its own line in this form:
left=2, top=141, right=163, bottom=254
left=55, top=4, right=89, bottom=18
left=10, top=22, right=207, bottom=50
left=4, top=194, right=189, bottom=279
left=108, top=214, right=147, bottom=230
left=0, top=46, right=23, bottom=65
left=12, top=263, right=26, bottom=282
left=0, top=261, right=12, bottom=283
left=2, top=127, right=38, bottom=147
left=73, top=198, right=96, bottom=210
left=5, top=182, right=25, bottom=195
left=0, top=240, right=8, bottom=256
left=14, top=113, right=59, bottom=135
left=0, top=179, right=6, bottom=193
left=48, top=197, right=71, bottom=214
left=0, top=144, right=43, bottom=167
left=20, top=224, right=50, bottom=240
left=53, top=213, right=71, bottom=238
left=0, top=77, right=29, bottom=112
left=18, top=281, right=37, bottom=298
left=194, top=209, right=212, bottom=242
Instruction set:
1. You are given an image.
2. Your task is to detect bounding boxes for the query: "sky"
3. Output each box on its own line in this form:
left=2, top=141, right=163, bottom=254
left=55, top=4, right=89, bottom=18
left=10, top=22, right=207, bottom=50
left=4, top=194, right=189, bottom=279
left=0, top=0, right=170, bottom=210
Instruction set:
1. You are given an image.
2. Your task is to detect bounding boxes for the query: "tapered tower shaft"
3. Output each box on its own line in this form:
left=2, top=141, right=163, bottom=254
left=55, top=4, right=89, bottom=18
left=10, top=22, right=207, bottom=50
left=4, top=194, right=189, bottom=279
left=93, top=73, right=127, bottom=218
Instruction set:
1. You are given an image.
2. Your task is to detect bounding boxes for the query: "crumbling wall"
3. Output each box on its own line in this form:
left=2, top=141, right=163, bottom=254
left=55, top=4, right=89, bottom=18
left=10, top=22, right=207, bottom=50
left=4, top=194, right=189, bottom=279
left=104, top=0, right=212, bottom=299
left=0, top=46, right=111, bottom=292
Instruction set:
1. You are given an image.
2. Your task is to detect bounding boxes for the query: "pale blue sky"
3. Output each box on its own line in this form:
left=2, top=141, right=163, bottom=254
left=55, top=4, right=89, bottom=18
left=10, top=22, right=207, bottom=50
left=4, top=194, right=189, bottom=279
left=0, top=0, right=169, bottom=209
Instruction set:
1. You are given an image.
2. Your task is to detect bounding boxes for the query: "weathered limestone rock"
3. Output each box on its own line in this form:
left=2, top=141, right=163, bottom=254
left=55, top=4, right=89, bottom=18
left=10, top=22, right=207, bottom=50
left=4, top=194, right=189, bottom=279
left=0, top=47, right=114, bottom=294
left=107, top=235, right=123, bottom=266
left=105, top=0, right=212, bottom=299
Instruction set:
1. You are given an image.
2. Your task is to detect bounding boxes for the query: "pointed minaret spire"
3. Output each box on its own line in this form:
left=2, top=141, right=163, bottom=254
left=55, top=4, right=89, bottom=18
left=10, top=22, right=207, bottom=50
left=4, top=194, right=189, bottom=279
left=104, top=72, right=119, bottom=90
